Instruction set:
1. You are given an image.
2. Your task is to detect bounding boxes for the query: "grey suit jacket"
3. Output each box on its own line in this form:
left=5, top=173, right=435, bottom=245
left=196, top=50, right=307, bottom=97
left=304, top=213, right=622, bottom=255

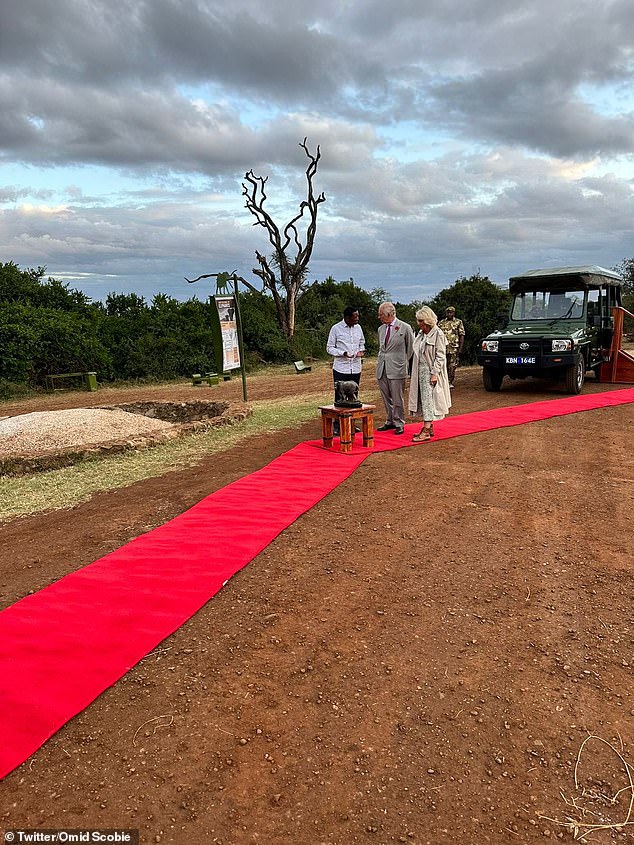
left=376, top=318, right=414, bottom=379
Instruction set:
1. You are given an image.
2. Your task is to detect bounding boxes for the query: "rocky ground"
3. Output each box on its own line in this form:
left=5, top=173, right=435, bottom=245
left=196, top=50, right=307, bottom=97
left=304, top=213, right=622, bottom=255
left=0, top=366, right=632, bottom=844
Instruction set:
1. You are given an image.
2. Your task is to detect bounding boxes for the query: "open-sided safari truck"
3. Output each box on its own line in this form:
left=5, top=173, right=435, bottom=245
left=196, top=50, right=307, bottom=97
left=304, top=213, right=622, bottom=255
left=477, top=265, right=634, bottom=394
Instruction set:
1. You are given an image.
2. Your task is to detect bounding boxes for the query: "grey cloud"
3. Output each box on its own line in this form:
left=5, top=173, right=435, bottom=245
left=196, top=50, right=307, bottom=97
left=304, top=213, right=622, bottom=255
left=2, top=0, right=634, bottom=305
left=146, top=3, right=353, bottom=98
left=429, top=63, right=634, bottom=157
left=0, top=185, right=55, bottom=203
left=4, top=0, right=633, bottom=167
left=4, top=144, right=632, bottom=304
left=0, top=79, right=281, bottom=171
left=1, top=0, right=357, bottom=100
left=0, top=69, right=385, bottom=178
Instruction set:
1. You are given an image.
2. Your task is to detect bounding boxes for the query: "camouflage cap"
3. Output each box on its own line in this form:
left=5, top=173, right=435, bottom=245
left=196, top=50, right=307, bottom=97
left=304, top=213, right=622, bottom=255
left=445, top=305, right=456, bottom=312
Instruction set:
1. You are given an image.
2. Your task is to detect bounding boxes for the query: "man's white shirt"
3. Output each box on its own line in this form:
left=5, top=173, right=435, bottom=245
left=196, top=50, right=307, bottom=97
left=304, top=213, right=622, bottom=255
left=326, top=320, right=365, bottom=374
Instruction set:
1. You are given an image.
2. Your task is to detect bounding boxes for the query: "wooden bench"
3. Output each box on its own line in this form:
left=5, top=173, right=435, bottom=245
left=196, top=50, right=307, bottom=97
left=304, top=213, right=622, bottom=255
left=45, top=371, right=98, bottom=392
left=192, top=372, right=220, bottom=386
left=191, top=371, right=233, bottom=386
left=294, top=360, right=312, bottom=373
left=319, top=404, right=376, bottom=453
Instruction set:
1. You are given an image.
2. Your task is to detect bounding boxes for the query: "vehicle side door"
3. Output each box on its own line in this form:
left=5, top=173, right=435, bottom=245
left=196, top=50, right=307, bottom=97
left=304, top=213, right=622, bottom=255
left=586, top=289, right=601, bottom=361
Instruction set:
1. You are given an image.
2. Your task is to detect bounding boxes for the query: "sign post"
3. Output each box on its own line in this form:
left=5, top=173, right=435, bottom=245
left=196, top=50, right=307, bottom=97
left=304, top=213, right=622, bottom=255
left=232, top=275, right=248, bottom=402
left=185, top=270, right=248, bottom=402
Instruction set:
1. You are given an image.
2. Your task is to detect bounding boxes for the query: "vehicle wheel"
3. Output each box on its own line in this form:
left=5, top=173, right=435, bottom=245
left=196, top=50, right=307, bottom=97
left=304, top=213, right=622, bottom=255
left=483, top=366, right=504, bottom=392
left=564, top=355, right=585, bottom=394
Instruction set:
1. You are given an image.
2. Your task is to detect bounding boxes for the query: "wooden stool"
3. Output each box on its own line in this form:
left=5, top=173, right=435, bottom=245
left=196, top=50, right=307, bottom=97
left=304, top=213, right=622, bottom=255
left=319, top=404, right=376, bottom=453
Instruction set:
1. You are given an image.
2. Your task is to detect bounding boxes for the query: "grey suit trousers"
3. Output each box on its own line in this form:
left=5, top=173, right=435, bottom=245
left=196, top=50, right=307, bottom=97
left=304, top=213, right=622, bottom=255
left=377, top=374, right=406, bottom=428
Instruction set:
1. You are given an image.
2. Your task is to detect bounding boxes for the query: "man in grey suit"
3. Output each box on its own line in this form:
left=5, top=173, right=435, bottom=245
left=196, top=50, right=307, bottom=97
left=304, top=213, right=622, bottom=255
left=376, top=301, right=414, bottom=435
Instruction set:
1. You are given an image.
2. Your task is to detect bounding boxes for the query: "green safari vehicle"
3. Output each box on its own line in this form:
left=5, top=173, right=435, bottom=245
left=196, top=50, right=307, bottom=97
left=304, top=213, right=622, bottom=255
left=477, top=265, right=624, bottom=394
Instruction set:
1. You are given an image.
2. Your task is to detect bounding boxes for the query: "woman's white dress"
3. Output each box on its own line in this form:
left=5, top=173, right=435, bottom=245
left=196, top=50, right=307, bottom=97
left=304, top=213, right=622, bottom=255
left=407, top=326, right=452, bottom=421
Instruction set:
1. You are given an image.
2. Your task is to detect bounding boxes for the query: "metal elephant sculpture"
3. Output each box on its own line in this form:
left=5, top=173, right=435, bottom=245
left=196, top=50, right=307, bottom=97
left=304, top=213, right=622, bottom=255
left=334, top=380, right=362, bottom=408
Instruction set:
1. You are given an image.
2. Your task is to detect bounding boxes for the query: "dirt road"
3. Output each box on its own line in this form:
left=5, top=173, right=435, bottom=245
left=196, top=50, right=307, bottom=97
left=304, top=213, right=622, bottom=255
left=1, top=367, right=632, bottom=844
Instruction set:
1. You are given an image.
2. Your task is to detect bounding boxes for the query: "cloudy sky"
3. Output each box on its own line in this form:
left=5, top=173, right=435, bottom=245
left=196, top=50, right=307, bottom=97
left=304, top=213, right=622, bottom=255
left=1, top=0, right=633, bottom=305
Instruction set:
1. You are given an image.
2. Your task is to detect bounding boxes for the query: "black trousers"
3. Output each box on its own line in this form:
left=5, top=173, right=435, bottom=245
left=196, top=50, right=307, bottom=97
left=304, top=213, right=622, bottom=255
left=332, top=369, right=361, bottom=386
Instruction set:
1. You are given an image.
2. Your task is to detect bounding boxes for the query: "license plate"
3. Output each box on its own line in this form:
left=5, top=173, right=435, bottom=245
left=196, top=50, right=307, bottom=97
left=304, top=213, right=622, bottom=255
left=505, top=356, right=536, bottom=364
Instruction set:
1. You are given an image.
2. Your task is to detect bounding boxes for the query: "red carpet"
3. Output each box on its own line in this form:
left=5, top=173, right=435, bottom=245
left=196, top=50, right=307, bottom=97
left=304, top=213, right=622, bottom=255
left=306, top=387, right=634, bottom=453
left=0, top=387, right=632, bottom=780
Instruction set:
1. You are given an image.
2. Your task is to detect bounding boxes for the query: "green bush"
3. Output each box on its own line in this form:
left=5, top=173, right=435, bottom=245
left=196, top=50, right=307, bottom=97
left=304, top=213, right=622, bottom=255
left=2, top=259, right=631, bottom=385
left=0, top=379, right=31, bottom=401
left=296, top=278, right=386, bottom=358
left=429, top=274, right=511, bottom=364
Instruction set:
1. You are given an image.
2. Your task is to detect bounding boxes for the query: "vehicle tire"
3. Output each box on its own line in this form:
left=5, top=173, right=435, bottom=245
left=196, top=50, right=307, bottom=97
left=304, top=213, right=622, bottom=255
left=564, top=354, right=585, bottom=394
left=483, top=366, right=504, bottom=392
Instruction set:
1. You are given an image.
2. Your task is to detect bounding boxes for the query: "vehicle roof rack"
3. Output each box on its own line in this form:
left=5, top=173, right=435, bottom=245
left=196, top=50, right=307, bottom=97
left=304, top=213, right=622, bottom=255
left=509, top=265, right=623, bottom=293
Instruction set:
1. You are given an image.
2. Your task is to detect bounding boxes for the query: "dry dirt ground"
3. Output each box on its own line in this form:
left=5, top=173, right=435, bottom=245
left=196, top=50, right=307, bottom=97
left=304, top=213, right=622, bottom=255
left=0, top=366, right=633, bottom=845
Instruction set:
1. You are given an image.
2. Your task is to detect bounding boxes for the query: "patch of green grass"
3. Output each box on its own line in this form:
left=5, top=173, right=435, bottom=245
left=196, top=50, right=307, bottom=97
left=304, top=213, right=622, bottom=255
left=0, top=391, right=361, bottom=522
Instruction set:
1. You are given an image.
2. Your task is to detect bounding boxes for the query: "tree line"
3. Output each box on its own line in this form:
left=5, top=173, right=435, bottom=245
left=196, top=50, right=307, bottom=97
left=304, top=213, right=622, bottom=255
left=1, top=260, right=631, bottom=399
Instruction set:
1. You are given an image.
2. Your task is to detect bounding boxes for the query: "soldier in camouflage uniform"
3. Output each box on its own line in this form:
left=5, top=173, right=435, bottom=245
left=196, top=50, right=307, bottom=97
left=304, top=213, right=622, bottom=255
left=438, top=306, right=465, bottom=388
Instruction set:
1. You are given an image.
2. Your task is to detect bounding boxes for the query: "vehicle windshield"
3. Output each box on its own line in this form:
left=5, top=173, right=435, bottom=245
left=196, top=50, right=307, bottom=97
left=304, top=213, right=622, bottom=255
left=510, top=289, right=585, bottom=320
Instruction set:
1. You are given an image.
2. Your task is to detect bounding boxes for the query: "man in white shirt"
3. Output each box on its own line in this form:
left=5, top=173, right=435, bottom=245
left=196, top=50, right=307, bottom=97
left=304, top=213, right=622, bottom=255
left=326, top=306, right=366, bottom=433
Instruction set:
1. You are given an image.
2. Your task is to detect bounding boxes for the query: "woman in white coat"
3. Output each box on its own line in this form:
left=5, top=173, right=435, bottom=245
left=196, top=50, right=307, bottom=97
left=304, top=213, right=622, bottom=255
left=408, top=306, right=452, bottom=442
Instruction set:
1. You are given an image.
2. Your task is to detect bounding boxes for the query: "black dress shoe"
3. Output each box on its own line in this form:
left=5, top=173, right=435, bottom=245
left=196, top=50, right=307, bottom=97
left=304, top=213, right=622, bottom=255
left=394, top=427, right=404, bottom=435
left=377, top=423, right=395, bottom=431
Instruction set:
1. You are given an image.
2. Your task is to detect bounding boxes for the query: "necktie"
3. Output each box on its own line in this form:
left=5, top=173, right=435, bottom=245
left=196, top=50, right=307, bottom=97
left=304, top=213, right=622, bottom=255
left=384, top=323, right=391, bottom=348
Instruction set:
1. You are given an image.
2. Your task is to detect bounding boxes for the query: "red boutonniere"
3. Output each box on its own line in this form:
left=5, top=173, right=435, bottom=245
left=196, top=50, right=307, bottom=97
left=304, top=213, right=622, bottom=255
left=393, top=325, right=400, bottom=332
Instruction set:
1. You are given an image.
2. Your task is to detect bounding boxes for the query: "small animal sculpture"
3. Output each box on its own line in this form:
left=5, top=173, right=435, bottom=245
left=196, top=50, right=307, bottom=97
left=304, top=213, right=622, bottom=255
left=334, top=380, right=362, bottom=408
left=215, top=272, right=231, bottom=295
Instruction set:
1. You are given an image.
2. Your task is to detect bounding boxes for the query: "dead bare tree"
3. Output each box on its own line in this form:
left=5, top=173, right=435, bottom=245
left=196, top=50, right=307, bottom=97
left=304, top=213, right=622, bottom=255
left=242, top=138, right=326, bottom=338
